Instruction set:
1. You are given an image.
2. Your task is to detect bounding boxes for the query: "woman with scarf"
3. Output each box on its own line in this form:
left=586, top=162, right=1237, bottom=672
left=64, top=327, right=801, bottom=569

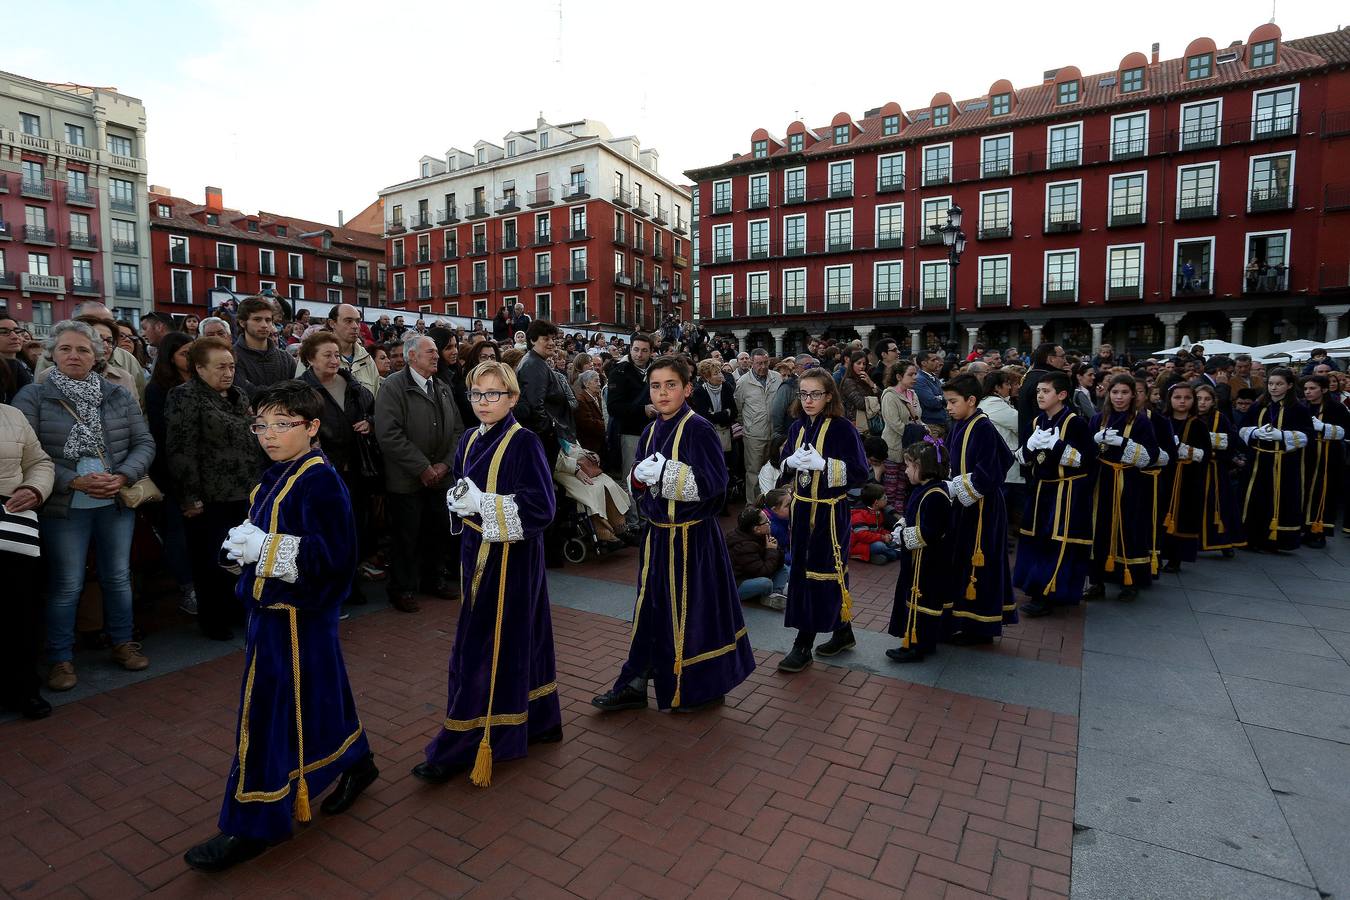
left=1191, top=383, right=1245, bottom=556
left=1240, top=368, right=1315, bottom=552
left=690, top=358, right=738, bottom=512
left=1084, top=375, right=1159, bottom=601
left=1157, top=382, right=1206, bottom=573
left=880, top=361, right=922, bottom=524
left=13, top=320, right=156, bottom=691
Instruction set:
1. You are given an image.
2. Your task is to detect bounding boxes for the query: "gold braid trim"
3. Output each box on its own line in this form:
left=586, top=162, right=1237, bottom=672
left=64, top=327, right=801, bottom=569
left=442, top=682, right=558, bottom=730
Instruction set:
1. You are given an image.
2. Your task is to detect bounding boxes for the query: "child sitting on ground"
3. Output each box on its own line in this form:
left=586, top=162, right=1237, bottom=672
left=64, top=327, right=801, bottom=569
left=850, top=483, right=900, bottom=564
left=762, top=488, right=793, bottom=566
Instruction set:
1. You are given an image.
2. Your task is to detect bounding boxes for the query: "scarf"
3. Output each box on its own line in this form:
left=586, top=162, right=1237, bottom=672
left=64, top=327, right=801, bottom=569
left=703, top=381, right=724, bottom=415
left=49, top=369, right=106, bottom=461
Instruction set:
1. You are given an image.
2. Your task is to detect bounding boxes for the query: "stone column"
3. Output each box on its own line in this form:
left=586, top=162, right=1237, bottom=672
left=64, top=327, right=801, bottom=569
left=1229, top=316, right=1246, bottom=345
left=856, top=324, right=875, bottom=348
left=1156, top=312, right=1185, bottom=351
left=1029, top=323, right=1044, bottom=349
left=910, top=330, right=922, bottom=355
left=768, top=327, right=786, bottom=357
left=1090, top=322, right=1106, bottom=352
left=732, top=328, right=748, bottom=352
left=966, top=326, right=980, bottom=357
left=1319, top=305, right=1350, bottom=342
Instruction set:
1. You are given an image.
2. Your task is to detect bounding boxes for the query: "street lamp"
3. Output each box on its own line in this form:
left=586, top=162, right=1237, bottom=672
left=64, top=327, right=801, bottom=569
left=929, top=204, right=966, bottom=352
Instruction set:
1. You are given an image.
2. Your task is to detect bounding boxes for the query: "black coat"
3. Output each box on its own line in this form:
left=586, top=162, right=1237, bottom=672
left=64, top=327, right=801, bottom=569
left=515, top=349, right=573, bottom=461
left=606, top=359, right=651, bottom=435
left=301, top=369, right=375, bottom=475
left=690, top=380, right=737, bottom=427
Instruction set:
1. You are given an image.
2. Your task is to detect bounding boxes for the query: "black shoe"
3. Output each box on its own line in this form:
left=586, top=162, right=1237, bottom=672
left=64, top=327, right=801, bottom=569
left=1304, top=536, right=1327, bottom=549
left=949, top=632, right=993, bottom=647
left=320, top=754, right=378, bottom=816
left=1162, top=561, right=1181, bottom=573
left=411, top=761, right=465, bottom=784
left=21, top=696, right=52, bottom=720
left=815, top=625, right=856, bottom=657
left=1221, top=549, right=1235, bottom=559
left=425, top=580, right=461, bottom=601
left=591, top=684, right=648, bottom=712
left=777, top=646, right=813, bottom=673
left=1082, top=584, right=1106, bottom=601
left=1119, top=587, right=1138, bottom=602
left=886, top=646, right=926, bottom=663
left=598, top=539, right=627, bottom=554
left=671, top=695, right=725, bottom=714
left=529, top=726, right=564, bottom=745
left=1020, top=599, right=1054, bottom=618
left=183, top=833, right=268, bottom=873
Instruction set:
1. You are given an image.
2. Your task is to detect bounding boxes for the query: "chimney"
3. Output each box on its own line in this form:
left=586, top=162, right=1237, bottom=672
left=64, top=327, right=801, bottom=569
left=1151, top=42, right=1160, bottom=65
left=1043, top=68, right=1059, bottom=85
left=204, top=186, right=224, bottom=211
left=337, top=210, right=345, bottom=227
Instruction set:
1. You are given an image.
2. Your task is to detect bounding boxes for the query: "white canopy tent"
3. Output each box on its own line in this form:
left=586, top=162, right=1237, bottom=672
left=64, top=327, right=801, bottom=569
left=1249, top=339, right=1321, bottom=364
left=1152, top=337, right=1254, bottom=358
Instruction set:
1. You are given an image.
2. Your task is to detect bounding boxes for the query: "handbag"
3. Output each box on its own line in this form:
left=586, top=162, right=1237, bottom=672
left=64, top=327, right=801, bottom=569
left=863, top=395, right=884, bottom=436
left=356, top=431, right=384, bottom=482
left=0, top=496, right=40, bottom=557
left=58, top=400, right=163, bottom=508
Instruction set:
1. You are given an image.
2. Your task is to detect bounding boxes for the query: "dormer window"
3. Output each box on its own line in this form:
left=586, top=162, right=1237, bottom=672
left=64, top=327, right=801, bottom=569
left=1186, top=53, right=1213, bottom=80
left=932, top=105, right=950, bottom=127
left=477, top=148, right=486, bottom=164
left=247, top=220, right=259, bottom=232
left=277, top=226, right=287, bottom=237
left=539, top=132, right=550, bottom=149
left=1121, top=67, right=1144, bottom=93
left=420, top=161, right=430, bottom=177
left=206, top=213, right=219, bottom=225
left=157, top=204, right=170, bottom=217
left=882, top=115, right=900, bottom=136
left=752, top=139, right=768, bottom=159
left=833, top=124, right=849, bottom=145
left=506, top=139, right=517, bottom=157
left=1057, top=81, right=1079, bottom=105
left=991, top=93, right=1011, bottom=116
left=788, top=133, right=803, bottom=152
left=1251, top=39, right=1276, bottom=68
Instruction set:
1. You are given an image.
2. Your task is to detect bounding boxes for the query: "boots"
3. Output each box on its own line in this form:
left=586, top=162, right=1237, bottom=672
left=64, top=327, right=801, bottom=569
left=815, top=624, right=856, bottom=657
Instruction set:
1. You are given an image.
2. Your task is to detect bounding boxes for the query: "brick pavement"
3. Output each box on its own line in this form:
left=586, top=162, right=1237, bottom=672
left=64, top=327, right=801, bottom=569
left=0, top=598, right=1077, bottom=898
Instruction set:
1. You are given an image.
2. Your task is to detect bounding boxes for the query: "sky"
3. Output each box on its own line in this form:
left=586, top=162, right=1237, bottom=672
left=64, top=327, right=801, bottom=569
left=10, top=0, right=1339, bottom=226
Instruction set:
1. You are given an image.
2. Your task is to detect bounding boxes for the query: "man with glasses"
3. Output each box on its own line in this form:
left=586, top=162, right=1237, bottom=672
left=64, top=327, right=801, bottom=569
left=914, top=350, right=948, bottom=427
left=870, top=339, right=900, bottom=385
left=0, top=315, right=34, bottom=403
left=297, top=304, right=379, bottom=397
left=1017, top=342, right=1067, bottom=448
left=374, top=334, right=464, bottom=612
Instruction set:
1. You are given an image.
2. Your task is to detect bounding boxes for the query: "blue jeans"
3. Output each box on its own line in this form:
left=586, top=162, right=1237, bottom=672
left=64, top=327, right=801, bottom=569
left=869, top=541, right=900, bottom=562
left=737, top=564, right=789, bottom=601
left=41, top=505, right=136, bottom=663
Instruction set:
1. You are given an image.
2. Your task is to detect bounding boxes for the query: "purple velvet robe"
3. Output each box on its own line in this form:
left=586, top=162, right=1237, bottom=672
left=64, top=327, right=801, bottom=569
left=1241, top=401, right=1316, bottom=551
left=1159, top=415, right=1208, bottom=564
left=1196, top=409, right=1245, bottom=551
left=1088, top=409, right=1160, bottom=586
left=424, top=413, right=561, bottom=775
left=779, top=414, right=870, bottom=634
left=1303, top=399, right=1349, bottom=535
left=220, top=449, right=369, bottom=843
left=1012, top=407, right=1097, bottom=604
left=945, top=411, right=1014, bottom=635
left=888, top=480, right=953, bottom=654
left=613, top=405, right=754, bottom=709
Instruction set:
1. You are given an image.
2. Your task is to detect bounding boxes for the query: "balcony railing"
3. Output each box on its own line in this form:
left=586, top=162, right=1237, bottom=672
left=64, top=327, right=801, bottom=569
left=415, top=251, right=432, bottom=265
left=356, top=276, right=372, bottom=290
left=1325, top=183, right=1350, bottom=212
left=634, top=199, right=652, bottom=218
left=1107, top=276, right=1142, bottom=300
left=217, top=256, right=238, bottom=271
left=979, top=289, right=1010, bottom=307
left=71, top=277, right=101, bottom=296
left=23, top=225, right=55, bottom=244
left=500, top=234, right=519, bottom=251
left=109, top=197, right=136, bottom=213
left=748, top=192, right=769, bottom=210
left=0, top=271, right=15, bottom=288
left=0, top=173, right=7, bottom=193
left=874, top=290, right=904, bottom=310
left=20, top=179, right=51, bottom=199
left=0, top=221, right=11, bottom=239
left=66, top=187, right=96, bottom=206
left=69, top=231, right=97, bottom=249
left=828, top=179, right=854, bottom=199
left=922, top=166, right=951, bottom=187
left=674, top=254, right=688, bottom=268
left=436, top=206, right=459, bottom=225
left=470, top=239, right=489, bottom=256
left=1043, top=282, right=1077, bottom=304
left=170, top=247, right=188, bottom=264
left=1045, top=213, right=1081, bottom=233
left=981, top=157, right=1012, bottom=179
left=1173, top=270, right=1214, bottom=297
left=877, top=172, right=906, bottom=193
left=22, top=273, right=65, bottom=294
left=1252, top=112, right=1297, bottom=140
left=259, top=259, right=277, bottom=275
left=442, top=243, right=460, bottom=260
left=114, top=281, right=140, bottom=298
left=443, top=282, right=460, bottom=297
left=978, top=223, right=1012, bottom=241
left=568, top=265, right=589, bottom=283
left=533, top=269, right=552, bottom=286
left=528, top=187, right=554, bottom=207
left=467, top=200, right=490, bottom=219
left=1249, top=186, right=1296, bottom=213
left=1107, top=204, right=1145, bottom=227
left=563, top=179, right=590, bottom=201
left=672, top=215, right=687, bottom=235
left=919, top=290, right=949, bottom=311
left=918, top=232, right=944, bottom=246
left=612, top=228, right=627, bottom=247
left=391, top=255, right=406, bottom=268
left=417, top=285, right=432, bottom=300
left=653, top=205, right=668, bottom=225
left=1317, top=263, right=1350, bottom=292
left=1177, top=196, right=1219, bottom=220
left=112, top=238, right=138, bottom=254
left=501, top=274, right=519, bottom=290
left=710, top=197, right=732, bottom=215
left=652, top=243, right=665, bottom=260
left=471, top=277, right=490, bottom=293
left=385, top=219, right=406, bottom=234
left=533, top=231, right=553, bottom=246
left=412, top=212, right=432, bottom=229
left=496, top=195, right=519, bottom=214
left=568, top=228, right=590, bottom=241
left=613, top=188, right=632, bottom=208
left=614, top=271, right=632, bottom=287
left=1244, top=265, right=1290, bottom=294
left=632, top=233, right=646, bottom=254
left=1178, top=125, right=1220, bottom=150
left=1110, top=137, right=1147, bottom=161
left=1047, top=148, right=1081, bottom=170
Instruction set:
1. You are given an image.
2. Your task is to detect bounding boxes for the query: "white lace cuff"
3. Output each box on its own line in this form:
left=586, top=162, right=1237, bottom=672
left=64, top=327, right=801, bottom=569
left=1121, top=439, right=1150, bottom=468
left=1059, top=445, right=1082, bottom=468
left=952, top=474, right=980, bottom=507
left=479, top=493, right=523, bottom=542
left=1156, top=449, right=1171, bottom=468
left=825, top=458, right=847, bottom=488
left=1282, top=431, right=1308, bottom=451
left=1182, top=444, right=1205, bottom=462
left=1240, top=427, right=1257, bottom=444
left=901, top=525, right=925, bottom=550
left=659, top=461, right=700, bottom=502
left=258, top=534, right=301, bottom=583
left=1326, top=424, right=1347, bottom=442
left=1211, top=432, right=1229, bottom=450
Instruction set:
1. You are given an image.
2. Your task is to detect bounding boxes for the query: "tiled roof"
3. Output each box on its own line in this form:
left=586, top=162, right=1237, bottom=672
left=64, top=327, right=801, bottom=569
left=255, top=209, right=384, bottom=254
left=689, top=26, right=1350, bottom=177
left=343, top=198, right=385, bottom=237
left=147, top=194, right=360, bottom=261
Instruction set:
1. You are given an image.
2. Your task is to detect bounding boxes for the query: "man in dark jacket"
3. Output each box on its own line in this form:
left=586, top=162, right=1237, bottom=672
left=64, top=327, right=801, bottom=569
left=1017, top=342, right=1067, bottom=446
left=606, top=333, right=655, bottom=477
left=232, top=297, right=294, bottom=396
left=514, top=319, right=571, bottom=465
left=726, top=506, right=787, bottom=609
left=374, top=334, right=464, bottom=612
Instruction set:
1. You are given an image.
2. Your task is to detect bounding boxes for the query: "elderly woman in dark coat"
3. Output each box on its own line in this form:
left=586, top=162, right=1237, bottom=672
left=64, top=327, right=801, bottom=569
left=13, top=320, right=156, bottom=692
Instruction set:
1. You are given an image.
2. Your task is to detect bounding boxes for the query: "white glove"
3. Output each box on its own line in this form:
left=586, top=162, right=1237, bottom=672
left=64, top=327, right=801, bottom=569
left=223, top=522, right=265, bottom=565
left=1209, top=431, right=1223, bottom=449
left=798, top=445, right=827, bottom=472
left=1186, top=444, right=1205, bottom=462
left=890, top=521, right=907, bottom=545
left=1102, top=428, right=1125, bottom=447
left=632, top=454, right=664, bottom=486
left=1173, top=435, right=1181, bottom=447
left=1093, top=429, right=1108, bottom=445
left=1156, top=449, right=1171, bottom=467
left=448, top=477, right=484, bottom=515
left=782, top=446, right=808, bottom=470
left=1281, top=431, right=1303, bottom=452
left=1257, top=424, right=1279, bottom=441
left=1027, top=428, right=1052, bottom=451
left=1313, top=417, right=1326, bottom=434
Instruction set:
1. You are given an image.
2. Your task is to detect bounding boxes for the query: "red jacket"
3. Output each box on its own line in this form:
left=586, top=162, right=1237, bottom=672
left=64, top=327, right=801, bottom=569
left=848, top=507, right=891, bottom=562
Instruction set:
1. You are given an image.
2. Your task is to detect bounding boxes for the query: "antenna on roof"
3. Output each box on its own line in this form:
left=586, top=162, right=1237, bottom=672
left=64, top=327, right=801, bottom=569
left=1269, top=0, right=1276, bottom=22
left=555, top=0, right=563, bottom=64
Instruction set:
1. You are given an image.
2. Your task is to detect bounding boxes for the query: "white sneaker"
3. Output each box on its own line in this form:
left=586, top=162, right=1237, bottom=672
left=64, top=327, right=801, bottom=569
left=764, top=592, right=788, bottom=611
left=178, top=588, right=198, bottom=616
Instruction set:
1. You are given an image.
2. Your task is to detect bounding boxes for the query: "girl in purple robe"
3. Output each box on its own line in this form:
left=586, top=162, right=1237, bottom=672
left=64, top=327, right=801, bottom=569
left=1084, top=375, right=1158, bottom=601
left=415, top=361, right=560, bottom=788
left=1240, top=367, right=1315, bottom=553
left=592, top=355, right=754, bottom=713
left=1158, top=382, right=1207, bottom=572
left=886, top=440, right=953, bottom=663
left=941, top=374, right=1014, bottom=642
left=776, top=369, right=869, bottom=673
left=1301, top=375, right=1349, bottom=548
left=1192, top=383, right=1244, bottom=556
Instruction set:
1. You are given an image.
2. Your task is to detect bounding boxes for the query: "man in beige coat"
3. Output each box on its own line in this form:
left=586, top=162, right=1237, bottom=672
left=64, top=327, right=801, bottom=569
left=734, top=348, right=782, bottom=504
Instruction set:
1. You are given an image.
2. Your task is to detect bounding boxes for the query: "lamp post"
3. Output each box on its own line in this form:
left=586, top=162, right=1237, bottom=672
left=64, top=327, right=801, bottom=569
left=929, top=204, right=966, bottom=353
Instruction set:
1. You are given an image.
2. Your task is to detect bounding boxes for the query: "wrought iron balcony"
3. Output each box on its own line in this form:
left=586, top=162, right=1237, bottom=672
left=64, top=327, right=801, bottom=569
left=1244, top=265, right=1290, bottom=294
left=470, top=239, right=489, bottom=256
left=1178, top=125, right=1219, bottom=150
left=922, top=166, right=951, bottom=187
left=828, top=179, right=854, bottom=199
left=442, top=244, right=460, bottom=260
left=533, top=269, right=552, bottom=286
left=114, top=280, right=140, bottom=298
left=632, top=234, right=646, bottom=254
left=568, top=265, right=589, bottom=283
left=1047, top=148, right=1081, bottom=170
left=1045, top=213, right=1081, bottom=234
left=672, top=215, right=687, bottom=235
left=613, top=188, right=632, bottom=208
left=496, top=195, right=519, bottom=214
left=614, top=271, right=632, bottom=287
left=217, top=256, right=238, bottom=271
left=563, top=179, right=590, bottom=201
left=1043, top=282, right=1077, bottom=304
left=981, top=158, right=1012, bottom=179
left=653, top=205, right=668, bottom=225
left=612, top=229, right=627, bottom=247
left=112, top=238, right=139, bottom=254
left=415, top=251, right=432, bottom=265
left=1177, top=197, right=1219, bottom=220
left=443, top=282, right=461, bottom=298
left=386, top=219, right=406, bottom=234
left=69, top=231, right=97, bottom=250
left=500, top=234, right=519, bottom=251
left=70, top=277, right=100, bottom=296
left=1252, top=112, right=1297, bottom=140
left=170, top=247, right=188, bottom=264
left=437, top=206, right=458, bottom=225
left=66, top=186, right=96, bottom=206
left=533, top=231, right=553, bottom=246
left=652, top=243, right=665, bottom=260
left=1107, top=204, right=1145, bottom=227
left=467, top=201, right=490, bottom=219
left=413, top=212, right=432, bottom=229
left=918, top=232, right=944, bottom=246
left=356, top=275, right=372, bottom=290
left=1173, top=271, right=1214, bottom=297
left=417, top=285, right=432, bottom=300
left=24, top=225, right=56, bottom=244
left=919, top=290, right=949, bottom=311
left=109, top=197, right=136, bottom=213
left=391, top=254, right=406, bottom=268
left=710, top=197, right=732, bottom=215
left=978, top=223, right=1012, bottom=241
left=0, top=271, right=15, bottom=288
left=471, top=277, right=490, bottom=293
left=978, top=289, right=1010, bottom=307
left=21, top=179, right=51, bottom=199
left=0, top=221, right=11, bottom=239
left=874, top=290, right=904, bottom=310
left=568, top=228, right=590, bottom=242
left=501, top=274, right=519, bottom=290
left=1110, top=138, right=1147, bottom=161
left=1249, top=186, right=1296, bottom=213
left=1107, top=276, right=1142, bottom=300
left=634, top=199, right=652, bottom=218
left=528, top=187, right=554, bottom=207
left=876, top=173, right=906, bottom=193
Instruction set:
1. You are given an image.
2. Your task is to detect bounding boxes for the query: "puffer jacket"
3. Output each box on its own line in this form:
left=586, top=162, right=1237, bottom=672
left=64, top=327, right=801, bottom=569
left=725, top=525, right=783, bottom=583
left=848, top=506, right=891, bottom=562
left=164, top=377, right=265, bottom=506
left=11, top=376, right=155, bottom=518
left=0, top=404, right=54, bottom=504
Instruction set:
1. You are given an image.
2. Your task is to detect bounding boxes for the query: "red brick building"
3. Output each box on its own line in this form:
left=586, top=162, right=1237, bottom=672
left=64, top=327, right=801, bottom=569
left=378, top=117, right=691, bottom=332
left=147, top=186, right=384, bottom=320
left=685, top=23, right=1350, bottom=357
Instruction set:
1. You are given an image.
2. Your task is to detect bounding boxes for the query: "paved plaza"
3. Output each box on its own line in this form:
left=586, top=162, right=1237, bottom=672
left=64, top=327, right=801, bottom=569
left=2, top=531, right=1348, bottom=899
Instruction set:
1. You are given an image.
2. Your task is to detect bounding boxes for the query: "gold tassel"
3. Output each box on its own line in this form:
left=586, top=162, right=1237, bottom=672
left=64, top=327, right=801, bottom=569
left=1312, top=522, right=1324, bottom=535
left=1150, top=552, right=1159, bottom=576
left=972, top=549, right=985, bottom=567
left=1123, top=567, right=1134, bottom=586
left=965, top=575, right=977, bottom=601
left=1104, top=556, right=1115, bottom=573
left=470, top=739, right=493, bottom=787
left=1164, top=513, right=1175, bottom=531
left=294, top=777, right=312, bottom=822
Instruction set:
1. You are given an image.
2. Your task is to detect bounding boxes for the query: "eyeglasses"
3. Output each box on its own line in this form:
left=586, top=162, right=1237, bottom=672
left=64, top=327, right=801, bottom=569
left=469, top=390, right=510, bottom=403
left=797, top=390, right=827, bottom=401
left=0, top=327, right=18, bottom=336
left=249, top=420, right=310, bottom=434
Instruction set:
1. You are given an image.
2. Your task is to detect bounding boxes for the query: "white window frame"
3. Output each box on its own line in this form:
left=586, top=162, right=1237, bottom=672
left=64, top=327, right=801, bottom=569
left=827, top=160, right=854, bottom=197
left=712, top=223, right=734, bottom=263
left=825, top=209, right=853, bottom=251
left=171, top=269, right=192, bottom=305
left=712, top=178, right=732, bottom=212
left=712, top=274, right=733, bottom=317
left=921, top=195, right=954, bottom=236
left=977, top=188, right=1012, bottom=237
left=1109, top=110, right=1149, bottom=161
left=874, top=202, right=904, bottom=247
left=919, top=260, right=949, bottom=308
left=535, top=292, right=550, bottom=321
left=1171, top=235, right=1216, bottom=294
left=1046, top=121, right=1082, bottom=168
left=1178, top=97, right=1223, bottom=150
left=1250, top=83, right=1300, bottom=139
left=979, top=132, right=1014, bottom=178
left=1044, top=179, right=1082, bottom=231
left=748, top=173, right=769, bottom=208
left=872, top=260, right=904, bottom=309
left=215, top=241, right=237, bottom=270
left=781, top=268, right=806, bottom=314
left=288, top=284, right=305, bottom=300
left=258, top=248, right=275, bottom=276
left=747, top=218, right=770, bottom=259
left=1246, top=150, right=1296, bottom=212
left=876, top=152, right=905, bottom=191
left=922, top=142, right=953, bottom=186
left=782, top=213, right=807, bottom=255
left=783, top=166, right=806, bottom=202
left=824, top=264, right=853, bottom=310
left=327, top=288, right=342, bottom=303
left=1105, top=243, right=1146, bottom=299
left=1043, top=249, right=1080, bottom=303
left=1108, top=171, right=1149, bottom=223
left=1175, top=161, right=1220, bottom=217
left=977, top=255, right=1012, bottom=306
left=746, top=270, right=770, bottom=315
left=258, top=280, right=276, bottom=294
